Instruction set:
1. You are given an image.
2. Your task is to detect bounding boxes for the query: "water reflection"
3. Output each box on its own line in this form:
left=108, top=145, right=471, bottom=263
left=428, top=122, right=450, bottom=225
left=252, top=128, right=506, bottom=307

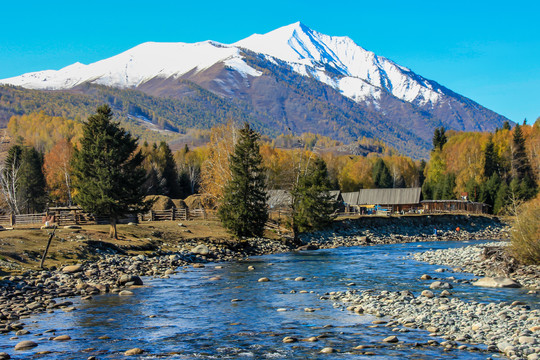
left=1, top=240, right=533, bottom=359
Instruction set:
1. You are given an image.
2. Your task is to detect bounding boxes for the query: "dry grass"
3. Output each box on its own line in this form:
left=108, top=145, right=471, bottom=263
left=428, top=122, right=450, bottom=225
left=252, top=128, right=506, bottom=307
left=0, top=218, right=281, bottom=275
left=510, top=195, right=540, bottom=265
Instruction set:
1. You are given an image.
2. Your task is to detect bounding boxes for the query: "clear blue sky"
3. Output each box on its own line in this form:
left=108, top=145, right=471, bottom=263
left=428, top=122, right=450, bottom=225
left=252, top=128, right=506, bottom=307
left=2, top=0, right=538, bottom=124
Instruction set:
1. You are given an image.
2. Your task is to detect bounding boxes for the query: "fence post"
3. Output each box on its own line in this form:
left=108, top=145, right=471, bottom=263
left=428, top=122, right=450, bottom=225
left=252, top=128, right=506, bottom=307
left=150, top=210, right=155, bottom=221
left=10, top=214, right=15, bottom=226
left=203, top=209, right=207, bottom=220
left=171, top=207, right=175, bottom=221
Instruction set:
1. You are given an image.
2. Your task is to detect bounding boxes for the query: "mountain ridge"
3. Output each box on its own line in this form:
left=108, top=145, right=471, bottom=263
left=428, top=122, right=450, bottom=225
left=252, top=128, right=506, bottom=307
left=0, top=22, right=510, bottom=158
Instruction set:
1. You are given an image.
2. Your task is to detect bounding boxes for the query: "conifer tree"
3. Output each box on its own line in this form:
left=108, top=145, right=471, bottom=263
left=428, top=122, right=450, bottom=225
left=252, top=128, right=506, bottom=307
left=218, top=123, right=268, bottom=238
left=483, top=136, right=497, bottom=178
left=290, top=157, right=336, bottom=239
left=432, top=127, right=447, bottom=151
left=372, top=158, right=392, bottom=188
left=1, top=145, right=47, bottom=213
left=71, top=105, right=148, bottom=239
left=19, top=147, right=47, bottom=213
left=511, top=124, right=537, bottom=200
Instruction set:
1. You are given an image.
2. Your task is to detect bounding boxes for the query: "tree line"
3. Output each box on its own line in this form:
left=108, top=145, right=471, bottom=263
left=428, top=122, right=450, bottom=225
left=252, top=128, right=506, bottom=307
left=1, top=105, right=538, bottom=239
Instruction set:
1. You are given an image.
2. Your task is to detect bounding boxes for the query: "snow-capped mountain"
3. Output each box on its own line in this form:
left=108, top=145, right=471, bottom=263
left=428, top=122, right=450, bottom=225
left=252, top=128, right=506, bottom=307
left=0, top=22, right=509, bottom=157
left=2, top=22, right=441, bottom=107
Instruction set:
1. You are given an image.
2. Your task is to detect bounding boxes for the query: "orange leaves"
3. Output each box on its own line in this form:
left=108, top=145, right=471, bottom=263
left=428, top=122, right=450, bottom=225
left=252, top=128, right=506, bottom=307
left=43, top=138, right=74, bottom=204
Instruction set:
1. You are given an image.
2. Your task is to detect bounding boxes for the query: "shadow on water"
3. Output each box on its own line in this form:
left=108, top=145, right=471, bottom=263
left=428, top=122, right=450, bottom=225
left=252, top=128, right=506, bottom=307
left=1, top=240, right=532, bottom=359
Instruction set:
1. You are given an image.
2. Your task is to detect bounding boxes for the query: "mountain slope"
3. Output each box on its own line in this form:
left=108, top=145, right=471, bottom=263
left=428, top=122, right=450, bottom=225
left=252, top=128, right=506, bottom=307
left=0, top=22, right=510, bottom=157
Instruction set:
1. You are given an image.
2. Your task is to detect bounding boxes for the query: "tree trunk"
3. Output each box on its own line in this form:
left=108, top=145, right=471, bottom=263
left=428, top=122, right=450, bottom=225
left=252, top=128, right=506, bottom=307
left=109, top=217, right=118, bottom=239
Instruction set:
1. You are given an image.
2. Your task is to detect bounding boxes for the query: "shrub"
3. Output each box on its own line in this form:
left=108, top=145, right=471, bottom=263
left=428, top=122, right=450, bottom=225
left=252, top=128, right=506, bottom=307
left=510, top=195, right=540, bottom=265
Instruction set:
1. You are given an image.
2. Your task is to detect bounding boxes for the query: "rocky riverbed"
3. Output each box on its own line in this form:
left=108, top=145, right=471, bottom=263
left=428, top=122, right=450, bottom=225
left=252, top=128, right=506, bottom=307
left=411, top=242, right=540, bottom=290
left=0, top=215, right=514, bottom=358
left=324, top=288, right=539, bottom=360
left=301, top=214, right=509, bottom=248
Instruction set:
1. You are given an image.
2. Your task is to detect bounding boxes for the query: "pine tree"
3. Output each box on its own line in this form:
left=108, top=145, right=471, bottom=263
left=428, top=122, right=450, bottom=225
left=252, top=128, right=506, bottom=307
left=502, top=121, right=512, bottom=131
left=19, top=147, right=47, bottom=213
left=71, top=105, right=148, bottom=239
left=218, top=123, right=268, bottom=238
left=290, top=157, right=336, bottom=239
left=1, top=145, right=47, bottom=213
left=483, top=136, right=497, bottom=178
left=372, top=158, right=392, bottom=188
left=156, top=141, right=181, bottom=198
left=511, top=124, right=537, bottom=200
left=432, top=127, right=447, bottom=151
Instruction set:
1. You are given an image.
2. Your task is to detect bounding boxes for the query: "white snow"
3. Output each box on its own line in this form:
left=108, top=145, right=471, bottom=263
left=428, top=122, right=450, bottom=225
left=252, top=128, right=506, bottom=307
left=0, top=22, right=443, bottom=107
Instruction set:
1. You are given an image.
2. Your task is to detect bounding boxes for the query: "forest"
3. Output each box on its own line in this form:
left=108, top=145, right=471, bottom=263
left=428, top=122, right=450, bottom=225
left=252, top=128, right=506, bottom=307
left=0, top=105, right=538, bottom=217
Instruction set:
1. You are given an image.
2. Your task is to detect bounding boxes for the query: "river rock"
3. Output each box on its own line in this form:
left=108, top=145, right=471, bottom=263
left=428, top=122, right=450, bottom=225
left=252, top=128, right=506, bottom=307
left=53, top=335, right=71, bottom=341
left=258, top=277, right=270, bottom=282
left=0, top=352, right=10, bottom=360
left=429, top=281, right=453, bottom=289
left=472, top=277, right=521, bottom=288
left=320, top=347, right=336, bottom=353
left=283, top=336, right=298, bottom=343
left=118, top=275, right=143, bottom=286
left=383, top=335, right=399, bottom=343
left=118, top=290, right=134, bottom=296
left=191, top=244, right=209, bottom=256
left=421, top=290, right=434, bottom=298
left=62, top=264, right=83, bottom=274
left=14, top=340, right=37, bottom=350
left=124, top=348, right=144, bottom=355
left=420, top=274, right=432, bottom=280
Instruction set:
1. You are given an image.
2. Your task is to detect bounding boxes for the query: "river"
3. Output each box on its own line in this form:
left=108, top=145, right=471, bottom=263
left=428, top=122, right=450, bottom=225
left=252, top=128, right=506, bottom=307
left=1, top=240, right=535, bottom=359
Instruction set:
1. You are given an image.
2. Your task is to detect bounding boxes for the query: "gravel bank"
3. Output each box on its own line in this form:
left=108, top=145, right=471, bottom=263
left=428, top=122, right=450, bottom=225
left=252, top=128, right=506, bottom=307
left=324, top=289, right=540, bottom=360
left=412, top=242, right=540, bottom=290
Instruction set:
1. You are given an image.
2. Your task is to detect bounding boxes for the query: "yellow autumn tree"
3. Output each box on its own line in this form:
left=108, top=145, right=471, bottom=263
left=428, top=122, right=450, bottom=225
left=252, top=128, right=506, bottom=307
left=199, top=122, right=238, bottom=206
left=43, top=138, right=75, bottom=205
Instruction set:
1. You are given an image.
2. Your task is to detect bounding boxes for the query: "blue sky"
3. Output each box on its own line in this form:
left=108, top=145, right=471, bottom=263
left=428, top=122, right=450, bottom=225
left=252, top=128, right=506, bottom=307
left=2, top=0, right=538, bottom=123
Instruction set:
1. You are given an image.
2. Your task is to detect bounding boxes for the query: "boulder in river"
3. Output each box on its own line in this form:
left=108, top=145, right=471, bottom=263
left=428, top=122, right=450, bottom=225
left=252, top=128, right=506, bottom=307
left=191, top=244, right=210, bottom=256
left=124, top=348, right=144, bottom=355
left=117, top=275, right=143, bottom=286
left=429, top=281, right=453, bottom=289
left=472, top=277, right=521, bottom=288
left=14, top=340, right=37, bottom=350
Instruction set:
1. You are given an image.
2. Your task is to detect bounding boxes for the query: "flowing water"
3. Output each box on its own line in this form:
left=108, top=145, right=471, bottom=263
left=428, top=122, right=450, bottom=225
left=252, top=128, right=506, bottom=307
left=1, top=240, right=537, bottom=359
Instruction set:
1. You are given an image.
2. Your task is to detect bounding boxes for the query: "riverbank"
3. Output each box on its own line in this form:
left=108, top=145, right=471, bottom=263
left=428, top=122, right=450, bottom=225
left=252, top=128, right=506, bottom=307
left=302, top=214, right=509, bottom=248
left=325, top=288, right=539, bottom=360
left=412, top=242, right=540, bottom=289
left=324, top=240, right=540, bottom=360
left=0, top=214, right=514, bottom=358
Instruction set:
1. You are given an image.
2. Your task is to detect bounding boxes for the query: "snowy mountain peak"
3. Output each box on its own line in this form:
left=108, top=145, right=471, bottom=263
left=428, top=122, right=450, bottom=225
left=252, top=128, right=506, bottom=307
left=1, top=22, right=445, bottom=106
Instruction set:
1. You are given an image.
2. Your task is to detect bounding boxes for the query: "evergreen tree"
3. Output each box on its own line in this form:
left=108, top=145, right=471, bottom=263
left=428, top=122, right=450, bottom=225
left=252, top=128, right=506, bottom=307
left=418, top=160, right=426, bottom=187
left=1, top=145, right=47, bottom=214
left=19, top=147, right=47, bottom=213
left=71, top=105, right=148, bottom=239
left=218, top=123, right=268, bottom=238
left=511, top=124, right=537, bottom=200
left=480, top=173, right=501, bottom=211
left=432, top=127, right=447, bottom=151
left=156, top=141, right=181, bottom=198
left=502, top=121, right=512, bottom=131
left=290, top=157, right=336, bottom=239
left=372, top=158, right=392, bottom=188
left=494, top=180, right=509, bottom=214
left=483, top=136, right=497, bottom=178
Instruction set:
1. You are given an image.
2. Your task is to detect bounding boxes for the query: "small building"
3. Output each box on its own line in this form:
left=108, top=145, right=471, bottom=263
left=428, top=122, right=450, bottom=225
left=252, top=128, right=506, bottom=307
left=342, top=187, right=422, bottom=214
left=267, top=190, right=292, bottom=210
left=421, top=200, right=489, bottom=214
